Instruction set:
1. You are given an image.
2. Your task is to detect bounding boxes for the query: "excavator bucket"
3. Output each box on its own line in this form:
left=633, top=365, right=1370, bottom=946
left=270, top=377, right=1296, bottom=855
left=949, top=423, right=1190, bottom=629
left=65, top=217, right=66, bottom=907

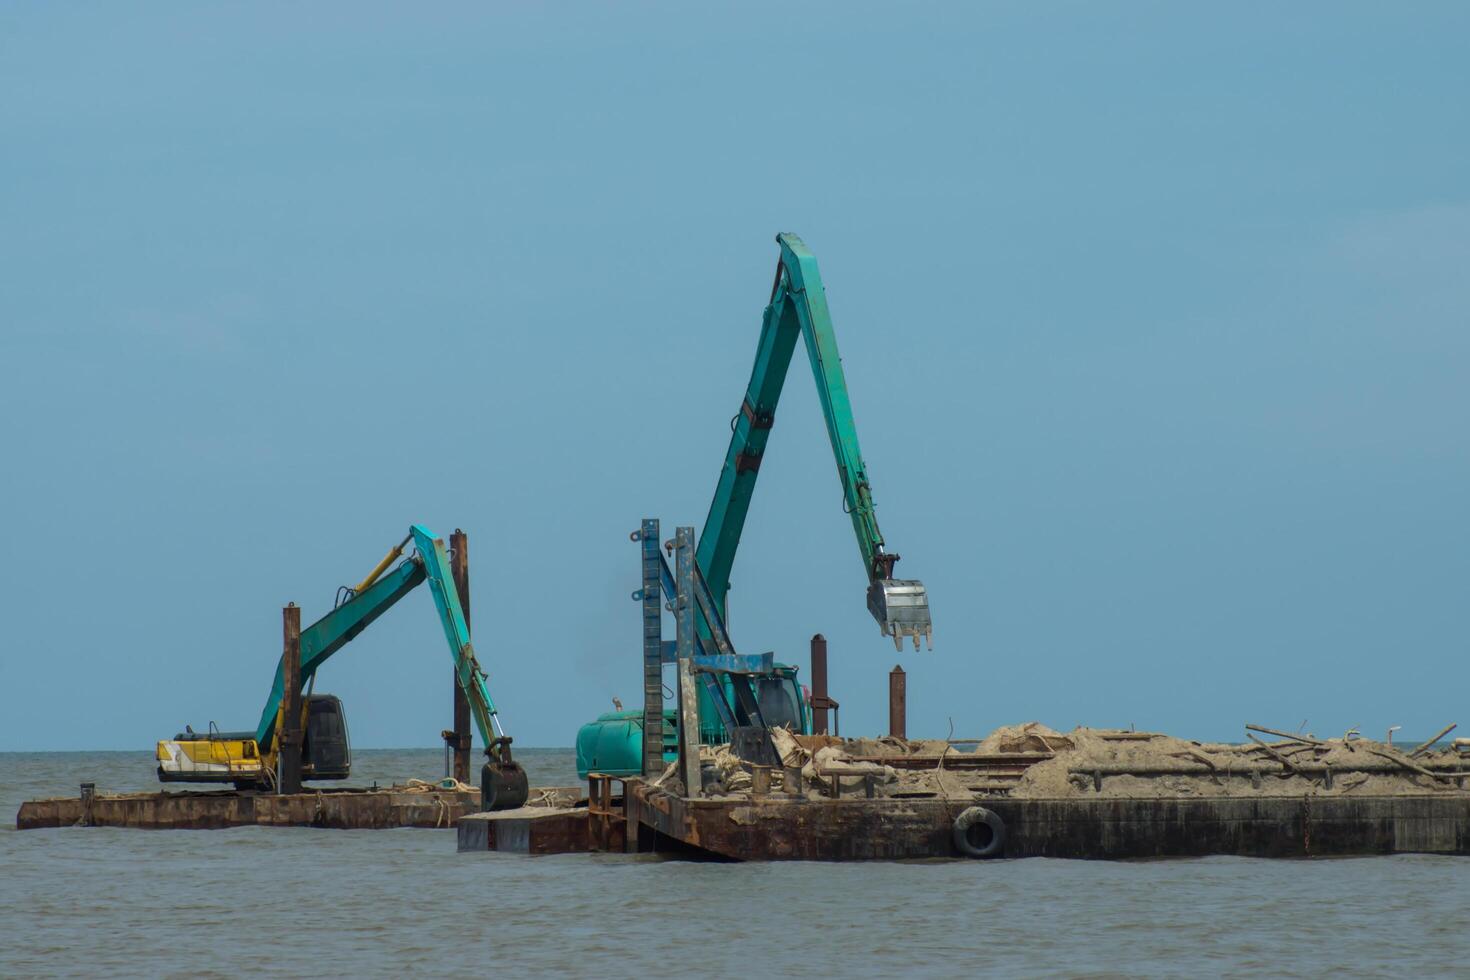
left=868, top=579, right=932, bottom=651
left=481, top=760, right=529, bottom=811
left=480, top=736, right=530, bottom=811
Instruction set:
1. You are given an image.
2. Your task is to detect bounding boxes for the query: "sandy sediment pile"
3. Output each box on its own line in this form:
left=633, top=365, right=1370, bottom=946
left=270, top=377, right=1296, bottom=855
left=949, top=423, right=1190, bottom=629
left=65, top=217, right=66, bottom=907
left=970, top=723, right=1468, bottom=800
left=664, top=721, right=1468, bottom=801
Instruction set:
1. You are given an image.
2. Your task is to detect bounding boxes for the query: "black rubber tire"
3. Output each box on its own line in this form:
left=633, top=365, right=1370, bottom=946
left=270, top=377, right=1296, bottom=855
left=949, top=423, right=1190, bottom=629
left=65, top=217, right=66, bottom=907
left=953, top=805, right=1006, bottom=858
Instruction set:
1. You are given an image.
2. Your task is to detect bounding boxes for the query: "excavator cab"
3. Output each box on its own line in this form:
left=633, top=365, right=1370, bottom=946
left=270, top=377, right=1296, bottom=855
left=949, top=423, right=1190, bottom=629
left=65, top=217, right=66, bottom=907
left=753, top=672, right=805, bottom=731
left=156, top=693, right=351, bottom=788
left=301, top=694, right=351, bottom=780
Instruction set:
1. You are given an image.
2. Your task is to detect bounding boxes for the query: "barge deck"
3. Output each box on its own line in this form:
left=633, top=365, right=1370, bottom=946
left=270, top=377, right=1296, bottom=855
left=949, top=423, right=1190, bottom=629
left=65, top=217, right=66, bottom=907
left=459, top=725, right=1470, bottom=861
left=17, top=783, right=579, bottom=831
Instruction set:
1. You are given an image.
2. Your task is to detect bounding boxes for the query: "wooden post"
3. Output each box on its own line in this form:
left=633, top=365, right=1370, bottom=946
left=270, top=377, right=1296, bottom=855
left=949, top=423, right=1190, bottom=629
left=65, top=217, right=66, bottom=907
left=888, top=664, right=906, bottom=741
left=449, top=529, right=473, bottom=784
left=278, top=603, right=303, bottom=795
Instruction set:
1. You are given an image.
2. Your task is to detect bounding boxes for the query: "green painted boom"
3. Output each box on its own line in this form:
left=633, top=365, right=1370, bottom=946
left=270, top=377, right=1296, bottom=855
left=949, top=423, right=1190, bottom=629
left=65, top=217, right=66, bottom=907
left=697, top=233, right=891, bottom=620
left=254, top=524, right=502, bottom=752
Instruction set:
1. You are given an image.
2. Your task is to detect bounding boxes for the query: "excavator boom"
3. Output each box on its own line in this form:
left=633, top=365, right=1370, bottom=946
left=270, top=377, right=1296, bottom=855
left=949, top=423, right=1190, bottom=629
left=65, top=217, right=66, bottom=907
left=254, top=554, right=425, bottom=747
left=253, top=524, right=504, bottom=750
left=698, top=233, right=932, bottom=650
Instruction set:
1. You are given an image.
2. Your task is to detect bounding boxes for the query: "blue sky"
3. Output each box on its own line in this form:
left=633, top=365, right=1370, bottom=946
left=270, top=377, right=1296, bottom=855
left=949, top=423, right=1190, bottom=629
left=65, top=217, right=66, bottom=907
left=2, top=3, right=1466, bottom=750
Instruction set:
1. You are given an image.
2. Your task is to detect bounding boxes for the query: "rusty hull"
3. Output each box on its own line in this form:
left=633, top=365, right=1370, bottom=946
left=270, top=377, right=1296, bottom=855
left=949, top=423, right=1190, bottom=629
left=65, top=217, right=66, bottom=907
left=623, top=781, right=1470, bottom=860
left=18, top=787, right=480, bottom=831
left=626, top=781, right=953, bottom=860
left=457, top=806, right=596, bottom=854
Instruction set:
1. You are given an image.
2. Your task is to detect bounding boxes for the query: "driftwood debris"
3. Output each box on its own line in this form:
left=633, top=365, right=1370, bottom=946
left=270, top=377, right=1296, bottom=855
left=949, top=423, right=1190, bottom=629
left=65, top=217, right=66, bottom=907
left=1244, top=741, right=1314, bottom=757
left=1409, top=723, right=1457, bottom=759
left=1363, top=747, right=1456, bottom=783
left=1170, top=748, right=1220, bottom=771
left=1246, top=724, right=1326, bottom=746
left=1247, top=733, right=1305, bottom=776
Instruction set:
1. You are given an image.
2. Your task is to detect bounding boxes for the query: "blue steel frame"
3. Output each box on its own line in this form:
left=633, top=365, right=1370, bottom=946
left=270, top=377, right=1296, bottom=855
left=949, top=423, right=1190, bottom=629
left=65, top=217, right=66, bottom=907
left=637, top=519, right=786, bottom=770
left=639, top=519, right=664, bottom=777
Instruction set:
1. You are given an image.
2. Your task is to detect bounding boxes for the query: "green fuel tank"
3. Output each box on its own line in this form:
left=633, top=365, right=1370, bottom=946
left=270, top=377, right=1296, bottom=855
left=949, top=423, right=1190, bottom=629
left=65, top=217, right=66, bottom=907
left=574, top=667, right=810, bottom=779
left=575, top=709, right=678, bottom=779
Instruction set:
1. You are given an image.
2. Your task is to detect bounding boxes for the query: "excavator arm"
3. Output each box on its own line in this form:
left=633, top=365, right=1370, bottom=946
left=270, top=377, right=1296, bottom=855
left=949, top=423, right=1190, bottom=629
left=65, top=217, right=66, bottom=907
left=407, top=525, right=505, bottom=750
left=254, top=525, right=505, bottom=755
left=698, top=233, right=932, bottom=650
left=254, top=548, right=422, bottom=749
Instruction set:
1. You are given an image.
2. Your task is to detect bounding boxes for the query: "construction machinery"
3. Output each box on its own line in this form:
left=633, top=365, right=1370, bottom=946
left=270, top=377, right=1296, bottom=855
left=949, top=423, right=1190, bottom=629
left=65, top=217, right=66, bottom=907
left=577, top=518, right=815, bottom=778
left=577, top=233, right=931, bottom=777
left=155, top=524, right=529, bottom=809
left=701, top=232, right=931, bottom=651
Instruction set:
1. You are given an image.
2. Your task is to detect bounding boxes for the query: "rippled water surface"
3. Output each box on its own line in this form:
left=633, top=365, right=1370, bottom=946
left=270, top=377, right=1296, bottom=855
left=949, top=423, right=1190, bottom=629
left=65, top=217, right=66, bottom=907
left=6, top=749, right=1470, bottom=977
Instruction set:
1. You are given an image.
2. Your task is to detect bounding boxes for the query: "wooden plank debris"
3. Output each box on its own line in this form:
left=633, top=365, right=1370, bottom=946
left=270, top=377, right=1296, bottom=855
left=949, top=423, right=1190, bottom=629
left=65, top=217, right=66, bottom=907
left=1410, top=723, right=1457, bottom=759
left=1246, top=724, right=1326, bottom=746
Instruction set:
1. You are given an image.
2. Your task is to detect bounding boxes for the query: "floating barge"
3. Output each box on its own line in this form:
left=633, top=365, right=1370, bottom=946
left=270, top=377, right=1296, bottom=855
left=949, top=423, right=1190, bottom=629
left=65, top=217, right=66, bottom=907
left=459, top=781, right=1470, bottom=860
left=618, top=784, right=1470, bottom=860
left=459, top=727, right=1470, bottom=861
left=17, top=783, right=577, bottom=831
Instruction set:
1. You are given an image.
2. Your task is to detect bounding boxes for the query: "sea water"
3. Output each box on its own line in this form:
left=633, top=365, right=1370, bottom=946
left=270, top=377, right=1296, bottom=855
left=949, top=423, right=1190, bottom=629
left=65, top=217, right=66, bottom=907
left=4, top=749, right=1469, bottom=978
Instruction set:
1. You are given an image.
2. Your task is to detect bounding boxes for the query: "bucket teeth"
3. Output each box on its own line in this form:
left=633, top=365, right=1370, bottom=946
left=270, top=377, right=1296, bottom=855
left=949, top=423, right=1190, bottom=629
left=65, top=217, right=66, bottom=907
left=867, top=579, right=933, bottom=651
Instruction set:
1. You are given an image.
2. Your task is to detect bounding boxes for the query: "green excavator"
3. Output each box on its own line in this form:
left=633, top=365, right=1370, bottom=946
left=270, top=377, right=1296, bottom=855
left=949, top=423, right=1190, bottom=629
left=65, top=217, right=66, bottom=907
left=577, top=233, right=933, bottom=778
left=156, top=524, right=529, bottom=810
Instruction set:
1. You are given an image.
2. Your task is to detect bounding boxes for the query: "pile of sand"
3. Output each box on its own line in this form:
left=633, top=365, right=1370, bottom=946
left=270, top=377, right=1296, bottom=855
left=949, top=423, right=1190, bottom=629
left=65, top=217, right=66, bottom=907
left=972, top=722, right=1074, bottom=755
left=649, top=722, right=1467, bottom=802
left=1007, top=725, right=1466, bottom=800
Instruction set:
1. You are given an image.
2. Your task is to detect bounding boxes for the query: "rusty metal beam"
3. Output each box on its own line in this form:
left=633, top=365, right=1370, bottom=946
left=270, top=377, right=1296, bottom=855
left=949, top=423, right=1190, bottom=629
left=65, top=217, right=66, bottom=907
left=674, top=527, right=702, bottom=797
left=449, top=529, right=473, bottom=784
left=278, top=603, right=303, bottom=794
left=810, top=634, right=829, bottom=735
left=888, top=664, right=906, bottom=740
